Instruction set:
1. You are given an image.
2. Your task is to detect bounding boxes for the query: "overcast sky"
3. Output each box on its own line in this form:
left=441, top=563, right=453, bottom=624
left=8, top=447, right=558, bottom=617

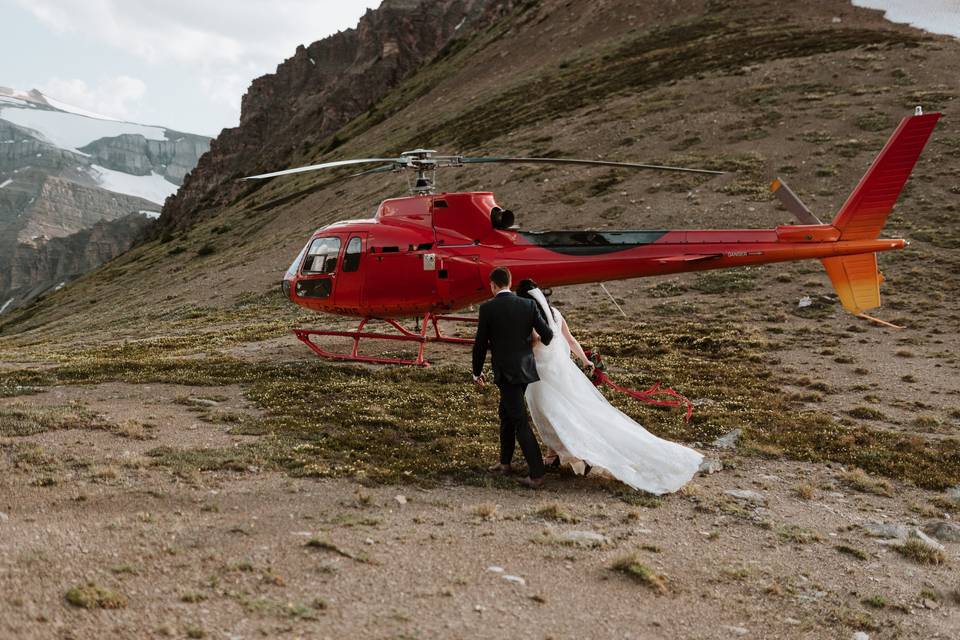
left=2, top=0, right=381, bottom=136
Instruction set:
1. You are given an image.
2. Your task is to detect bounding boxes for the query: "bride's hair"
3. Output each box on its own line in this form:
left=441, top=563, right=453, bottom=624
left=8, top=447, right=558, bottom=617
left=517, top=278, right=540, bottom=299
left=517, top=278, right=557, bottom=321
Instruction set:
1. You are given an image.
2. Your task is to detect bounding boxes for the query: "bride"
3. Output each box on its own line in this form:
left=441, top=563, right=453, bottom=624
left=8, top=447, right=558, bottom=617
left=517, top=279, right=703, bottom=494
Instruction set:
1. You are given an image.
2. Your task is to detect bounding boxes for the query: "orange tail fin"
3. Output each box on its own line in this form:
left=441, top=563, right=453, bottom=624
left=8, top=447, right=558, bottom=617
left=821, top=111, right=939, bottom=319
left=830, top=111, right=939, bottom=240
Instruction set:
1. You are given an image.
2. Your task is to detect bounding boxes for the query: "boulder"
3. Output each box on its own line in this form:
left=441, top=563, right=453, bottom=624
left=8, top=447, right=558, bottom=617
left=711, top=429, right=742, bottom=449
left=924, top=521, right=960, bottom=543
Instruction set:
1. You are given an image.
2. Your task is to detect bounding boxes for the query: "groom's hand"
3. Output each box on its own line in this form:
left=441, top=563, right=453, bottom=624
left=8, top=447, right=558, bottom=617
left=472, top=373, right=486, bottom=388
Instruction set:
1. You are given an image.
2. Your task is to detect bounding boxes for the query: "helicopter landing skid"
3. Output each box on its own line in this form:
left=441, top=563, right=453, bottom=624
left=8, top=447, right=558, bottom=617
left=292, top=313, right=476, bottom=366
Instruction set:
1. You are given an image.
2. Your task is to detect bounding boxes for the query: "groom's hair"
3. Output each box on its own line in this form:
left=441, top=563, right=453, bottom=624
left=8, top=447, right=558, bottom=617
left=489, top=267, right=511, bottom=288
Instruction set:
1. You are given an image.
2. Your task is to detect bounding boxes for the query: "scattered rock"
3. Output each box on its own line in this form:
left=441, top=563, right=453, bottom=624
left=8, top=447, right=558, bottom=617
left=851, top=632, right=870, bottom=640
left=502, top=575, right=526, bottom=586
left=910, top=529, right=944, bottom=551
left=711, top=429, right=742, bottom=449
left=188, top=397, right=219, bottom=407
left=698, top=458, right=723, bottom=475
left=784, top=618, right=800, bottom=626
left=394, top=495, right=407, bottom=506
left=863, top=522, right=910, bottom=539
left=0, top=511, right=8, bottom=523
left=724, top=489, right=765, bottom=504
left=486, top=566, right=504, bottom=573
left=924, top=521, right=960, bottom=543
left=557, top=530, right=610, bottom=547
left=863, top=523, right=945, bottom=549
left=722, top=625, right=749, bottom=636
left=922, top=598, right=941, bottom=610
left=947, top=486, right=960, bottom=502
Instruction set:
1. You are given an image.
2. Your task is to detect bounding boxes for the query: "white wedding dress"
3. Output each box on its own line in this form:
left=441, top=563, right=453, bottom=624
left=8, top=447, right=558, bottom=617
left=525, top=289, right=703, bottom=494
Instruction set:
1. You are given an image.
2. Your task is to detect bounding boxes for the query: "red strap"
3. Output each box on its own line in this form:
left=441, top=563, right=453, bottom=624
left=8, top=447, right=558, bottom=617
left=592, top=371, right=694, bottom=422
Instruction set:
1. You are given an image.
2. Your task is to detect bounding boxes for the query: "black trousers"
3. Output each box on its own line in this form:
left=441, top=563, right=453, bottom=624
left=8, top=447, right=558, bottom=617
left=497, top=381, right=545, bottom=479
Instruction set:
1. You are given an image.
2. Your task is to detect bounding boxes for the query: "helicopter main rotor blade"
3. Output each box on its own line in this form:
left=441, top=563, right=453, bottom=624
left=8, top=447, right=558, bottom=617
left=242, top=157, right=406, bottom=180
left=461, top=156, right=725, bottom=175
left=346, top=164, right=397, bottom=178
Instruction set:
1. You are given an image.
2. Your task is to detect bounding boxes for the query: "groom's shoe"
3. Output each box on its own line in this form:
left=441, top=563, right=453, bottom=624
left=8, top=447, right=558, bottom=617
left=516, top=476, right=545, bottom=489
left=488, top=463, right=512, bottom=476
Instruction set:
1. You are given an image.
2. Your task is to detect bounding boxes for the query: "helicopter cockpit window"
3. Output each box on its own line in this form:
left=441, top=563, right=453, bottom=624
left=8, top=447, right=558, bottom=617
left=343, top=237, right=362, bottom=272
left=303, top=237, right=341, bottom=274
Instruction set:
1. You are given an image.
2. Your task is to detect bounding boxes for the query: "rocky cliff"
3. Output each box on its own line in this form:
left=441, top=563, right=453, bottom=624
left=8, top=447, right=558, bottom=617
left=0, top=173, right=158, bottom=311
left=79, top=132, right=211, bottom=185
left=159, top=0, right=501, bottom=231
left=1, top=212, right=154, bottom=313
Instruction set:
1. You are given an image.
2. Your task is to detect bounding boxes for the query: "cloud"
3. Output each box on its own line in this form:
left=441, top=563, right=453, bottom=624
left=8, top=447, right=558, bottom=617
left=15, top=0, right=379, bottom=65
left=40, top=76, right=147, bottom=120
left=13, top=0, right=380, bottom=132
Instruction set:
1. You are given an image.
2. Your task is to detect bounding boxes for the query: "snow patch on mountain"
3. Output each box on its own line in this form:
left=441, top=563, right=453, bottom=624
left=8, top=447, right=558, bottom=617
left=88, top=165, right=177, bottom=205
left=0, top=103, right=167, bottom=152
left=42, top=94, right=120, bottom=122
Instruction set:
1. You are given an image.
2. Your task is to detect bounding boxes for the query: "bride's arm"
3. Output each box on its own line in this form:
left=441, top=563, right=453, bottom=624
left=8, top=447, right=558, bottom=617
left=561, top=317, right=590, bottom=366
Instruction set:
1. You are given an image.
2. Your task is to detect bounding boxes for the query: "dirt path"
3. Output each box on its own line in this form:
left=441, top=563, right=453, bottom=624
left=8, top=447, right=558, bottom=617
left=1, top=379, right=958, bottom=639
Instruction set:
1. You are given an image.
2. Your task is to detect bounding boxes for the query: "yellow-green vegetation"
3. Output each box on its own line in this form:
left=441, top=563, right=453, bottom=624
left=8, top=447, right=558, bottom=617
left=777, top=524, right=823, bottom=544
left=0, top=404, right=104, bottom=437
left=610, top=553, right=668, bottom=594
left=861, top=595, right=887, bottom=609
left=2, top=317, right=958, bottom=488
left=840, top=468, right=894, bottom=497
left=794, top=482, right=815, bottom=500
left=185, top=625, right=207, bottom=639
left=534, top=501, right=578, bottom=523
left=835, top=544, right=869, bottom=561
left=65, top=583, right=128, bottom=609
left=470, top=502, right=499, bottom=520
left=895, top=538, right=946, bottom=565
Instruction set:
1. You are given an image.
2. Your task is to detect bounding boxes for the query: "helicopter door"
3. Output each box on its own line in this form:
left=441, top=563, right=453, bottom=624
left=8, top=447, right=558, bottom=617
left=437, top=254, right=484, bottom=309
left=334, top=234, right=366, bottom=310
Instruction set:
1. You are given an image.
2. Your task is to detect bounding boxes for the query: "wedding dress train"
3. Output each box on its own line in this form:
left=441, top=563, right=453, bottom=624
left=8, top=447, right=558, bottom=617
left=525, top=289, right=702, bottom=494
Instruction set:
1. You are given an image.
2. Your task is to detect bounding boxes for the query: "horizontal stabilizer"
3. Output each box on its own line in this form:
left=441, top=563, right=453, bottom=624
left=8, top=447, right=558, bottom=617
left=821, top=253, right=881, bottom=314
left=771, top=178, right=822, bottom=225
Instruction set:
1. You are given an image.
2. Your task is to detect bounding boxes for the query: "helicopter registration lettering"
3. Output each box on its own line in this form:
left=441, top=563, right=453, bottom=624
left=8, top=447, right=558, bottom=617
left=726, top=250, right=764, bottom=257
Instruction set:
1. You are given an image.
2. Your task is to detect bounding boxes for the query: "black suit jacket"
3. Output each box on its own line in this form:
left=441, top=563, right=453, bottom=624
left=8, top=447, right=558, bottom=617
left=472, top=292, right=554, bottom=384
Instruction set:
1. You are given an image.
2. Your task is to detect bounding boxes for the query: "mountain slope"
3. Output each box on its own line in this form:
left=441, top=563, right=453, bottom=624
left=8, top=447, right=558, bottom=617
left=0, top=87, right=210, bottom=313
left=3, top=0, right=954, bottom=338
left=2, top=3, right=960, bottom=638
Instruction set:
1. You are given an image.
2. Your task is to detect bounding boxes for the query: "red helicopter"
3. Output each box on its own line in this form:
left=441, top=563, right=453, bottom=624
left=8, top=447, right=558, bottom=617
left=244, top=109, right=939, bottom=366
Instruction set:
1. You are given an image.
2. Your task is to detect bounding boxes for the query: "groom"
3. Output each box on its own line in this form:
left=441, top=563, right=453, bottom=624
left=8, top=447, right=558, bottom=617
left=472, top=266, right=554, bottom=488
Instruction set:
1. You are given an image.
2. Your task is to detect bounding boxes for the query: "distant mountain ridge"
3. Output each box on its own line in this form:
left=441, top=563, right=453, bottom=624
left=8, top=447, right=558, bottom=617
left=0, top=86, right=211, bottom=314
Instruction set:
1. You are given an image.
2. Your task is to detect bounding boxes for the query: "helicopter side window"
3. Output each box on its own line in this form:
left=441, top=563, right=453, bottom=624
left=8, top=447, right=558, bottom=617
left=343, top=237, right=362, bottom=272
left=303, top=237, right=341, bottom=274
